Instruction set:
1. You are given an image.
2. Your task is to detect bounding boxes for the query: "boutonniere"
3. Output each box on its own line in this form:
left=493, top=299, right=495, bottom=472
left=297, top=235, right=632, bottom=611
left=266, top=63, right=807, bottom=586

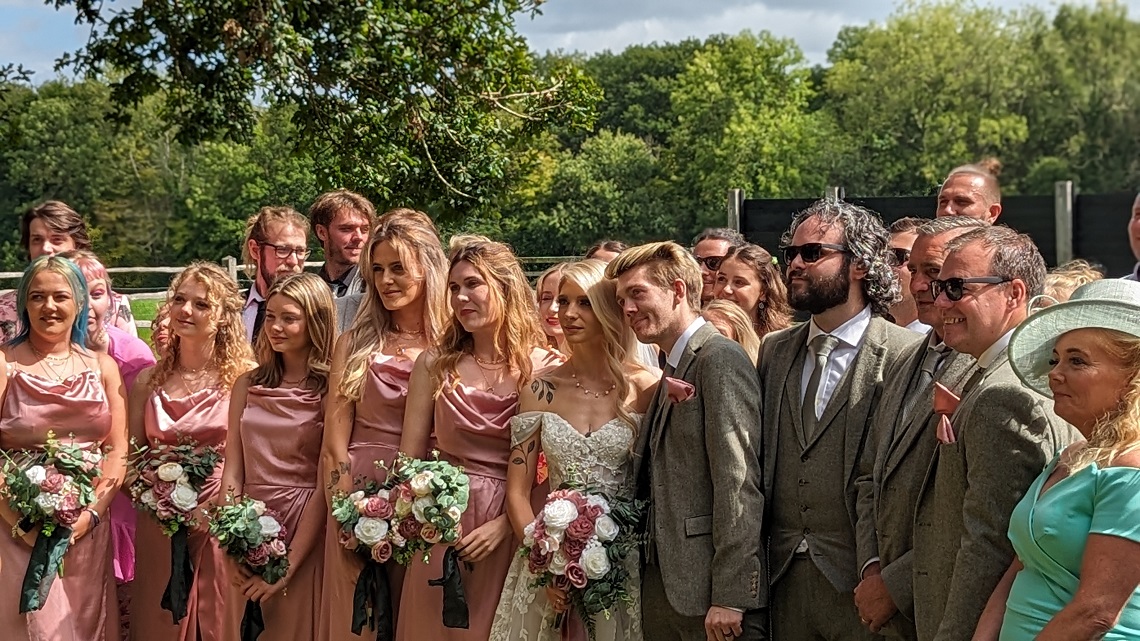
left=933, top=382, right=961, bottom=445
left=664, top=376, right=695, bottom=404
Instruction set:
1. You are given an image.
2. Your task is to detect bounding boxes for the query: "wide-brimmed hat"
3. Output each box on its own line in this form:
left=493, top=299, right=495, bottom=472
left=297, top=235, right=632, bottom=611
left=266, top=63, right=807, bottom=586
left=1009, top=279, right=1140, bottom=397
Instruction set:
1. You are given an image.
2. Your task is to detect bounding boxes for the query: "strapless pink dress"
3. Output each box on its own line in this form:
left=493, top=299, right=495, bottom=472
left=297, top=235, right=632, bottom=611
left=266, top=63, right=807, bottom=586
left=129, top=387, right=241, bottom=641
left=0, top=368, right=120, bottom=641
left=237, top=385, right=325, bottom=641
left=396, top=381, right=521, bottom=641
left=319, top=353, right=413, bottom=641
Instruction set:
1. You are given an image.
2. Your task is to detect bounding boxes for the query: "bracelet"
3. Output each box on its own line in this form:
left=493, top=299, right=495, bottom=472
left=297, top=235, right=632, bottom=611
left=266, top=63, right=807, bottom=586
left=85, top=507, right=101, bottom=528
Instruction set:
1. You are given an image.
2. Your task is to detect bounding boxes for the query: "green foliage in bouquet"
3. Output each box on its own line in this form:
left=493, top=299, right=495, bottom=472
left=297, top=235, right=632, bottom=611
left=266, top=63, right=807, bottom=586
left=207, top=494, right=289, bottom=585
left=1, top=431, right=103, bottom=537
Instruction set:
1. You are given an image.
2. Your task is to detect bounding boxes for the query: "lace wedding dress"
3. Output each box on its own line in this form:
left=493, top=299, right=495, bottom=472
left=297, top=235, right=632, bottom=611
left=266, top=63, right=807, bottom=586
left=489, top=411, right=644, bottom=641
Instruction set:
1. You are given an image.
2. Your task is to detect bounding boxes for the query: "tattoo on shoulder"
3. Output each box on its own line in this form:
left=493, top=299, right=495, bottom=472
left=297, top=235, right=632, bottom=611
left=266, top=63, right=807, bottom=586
left=530, top=378, right=555, bottom=403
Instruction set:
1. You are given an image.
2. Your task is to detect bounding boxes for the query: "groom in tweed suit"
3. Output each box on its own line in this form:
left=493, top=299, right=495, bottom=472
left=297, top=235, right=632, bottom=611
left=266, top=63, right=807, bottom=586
left=607, top=242, right=767, bottom=641
left=758, top=200, right=919, bottom=641
left=853, top=216, right=986, bottom=638
left=911, top=226, right=1077, bottom=641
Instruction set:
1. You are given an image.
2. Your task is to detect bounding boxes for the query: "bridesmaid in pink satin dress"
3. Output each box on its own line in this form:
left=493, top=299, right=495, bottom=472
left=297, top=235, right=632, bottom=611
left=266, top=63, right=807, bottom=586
left=318, top=209, right=449, bottom=641
left=218, top=273, right=336, bottom=640
left=128, top=262, right=254, bottom=641
left=0, top=255, right=129, bottom=641
left=397, top=236, right=557, bottom=641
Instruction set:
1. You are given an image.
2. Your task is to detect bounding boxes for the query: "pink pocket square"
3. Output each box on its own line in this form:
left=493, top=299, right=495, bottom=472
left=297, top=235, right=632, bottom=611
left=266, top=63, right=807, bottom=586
left=933, top=382, right=960, bottom=445
left=664, top=376, right=695, bottom=404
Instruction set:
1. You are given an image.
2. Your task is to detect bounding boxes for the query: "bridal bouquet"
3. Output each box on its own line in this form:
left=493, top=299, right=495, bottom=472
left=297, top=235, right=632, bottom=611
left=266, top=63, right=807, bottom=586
left=330, top=478, right=401, bottom=640
left=521, top=485, right=647, bottom=640
left=126, top=439, right=221, bottom=622
left=0, top=432, right=103, bottom=613
left=207, top=495, right=290, bottom=641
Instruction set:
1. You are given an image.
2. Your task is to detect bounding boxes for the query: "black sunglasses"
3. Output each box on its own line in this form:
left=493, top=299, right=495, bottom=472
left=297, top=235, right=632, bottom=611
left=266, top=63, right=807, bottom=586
left=931, top=276, right=1012, bottom=302
left=695, top=255, right=726, bottom=271
left=781, top=243, right=849, bottom=265
left=887, top=247, right=911, bottom=268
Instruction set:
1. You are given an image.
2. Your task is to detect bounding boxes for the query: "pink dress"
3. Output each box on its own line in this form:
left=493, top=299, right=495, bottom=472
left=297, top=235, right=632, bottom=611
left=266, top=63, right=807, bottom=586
left=129, top=386, right=241, bottom=641
left=0, top=367, right=120, bottom=641
left=236, top=385, right=325, bottom=641
left=319, top=354, right=413, bottom=641
left=396, top=381, right=520, bottom=641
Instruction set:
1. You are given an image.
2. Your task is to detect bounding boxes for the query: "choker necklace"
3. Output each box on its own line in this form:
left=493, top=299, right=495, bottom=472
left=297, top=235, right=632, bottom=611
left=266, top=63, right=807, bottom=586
left=474, top=354, right=507, bottom=367
left=570, top=368, right=616, bottom=399
left=31, top=345, right=72, bottom=363
left=392, top=326, right=425, bottom=336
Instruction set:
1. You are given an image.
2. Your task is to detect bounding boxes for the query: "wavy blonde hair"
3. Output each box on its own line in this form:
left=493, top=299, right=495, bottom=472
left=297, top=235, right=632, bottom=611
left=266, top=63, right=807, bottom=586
left=561, top=260, right=643, bottom=433
left=1067, top=328, right=1140, bottom=473
left=250, top=273, right=335, bottom=394
left=536, top=262, right=570, bottom=350
left=338, top=209, right=449, bottom=401
left=150, top=261, right=254, bottom=391
left=702, top=299, right=761, bottom=366
left=429, top=235, right=544, bottom=396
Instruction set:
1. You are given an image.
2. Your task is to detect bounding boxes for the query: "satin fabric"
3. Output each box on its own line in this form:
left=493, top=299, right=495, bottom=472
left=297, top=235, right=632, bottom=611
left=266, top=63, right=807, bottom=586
left=237, top=385, right=325, bottom=641
left=0, top=368, right=119, bottom=641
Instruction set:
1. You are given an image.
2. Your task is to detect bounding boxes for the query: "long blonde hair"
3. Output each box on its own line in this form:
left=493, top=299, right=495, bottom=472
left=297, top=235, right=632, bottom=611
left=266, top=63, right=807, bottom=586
left=339, top=209, right=449, bottom=401
left=1068, top=329, right=1140, bottom=473
left=151, top=261, right=253, bottom=391
left=702, top=299, right=761, bottom=366
left=250, top=273, right=335, bottom=394
left=561, top=260, right=642, bottom=432
left=430, top=235, right=544, bottom=396
left=536, top=262, right=569, bottom=351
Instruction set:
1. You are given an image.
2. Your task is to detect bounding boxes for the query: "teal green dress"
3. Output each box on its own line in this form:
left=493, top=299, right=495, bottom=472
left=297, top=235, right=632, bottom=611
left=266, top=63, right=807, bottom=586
left=999, top=455, right=1140, bottom=640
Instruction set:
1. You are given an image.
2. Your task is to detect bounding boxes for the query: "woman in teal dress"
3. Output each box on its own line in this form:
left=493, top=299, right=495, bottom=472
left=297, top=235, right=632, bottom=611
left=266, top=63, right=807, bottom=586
left=974, top=279, right=1140, bottom=640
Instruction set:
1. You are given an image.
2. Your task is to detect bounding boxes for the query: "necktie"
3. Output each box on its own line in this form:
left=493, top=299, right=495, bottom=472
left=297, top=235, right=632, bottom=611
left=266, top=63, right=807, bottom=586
left=900, top=344, right=946, bottom=425
left=802, top=334, right=840, bottom=439
left=252, top=299, right=267, bottom=343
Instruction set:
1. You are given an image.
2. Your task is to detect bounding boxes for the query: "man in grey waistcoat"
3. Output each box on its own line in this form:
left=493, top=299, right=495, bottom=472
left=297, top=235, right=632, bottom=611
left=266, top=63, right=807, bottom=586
left=758, top=200, right=920, bottom=641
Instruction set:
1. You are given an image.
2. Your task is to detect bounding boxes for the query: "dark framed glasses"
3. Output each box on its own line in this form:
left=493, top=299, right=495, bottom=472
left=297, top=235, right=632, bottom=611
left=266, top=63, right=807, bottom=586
left=931, top=276, right=1011, bottom=302
left=781, top=243, right=849, bottom=265
left=887, top=248, right=911, bottom=268
left=695, top=255, right=726, bottom=271
left=259, top=242, right=312, bottom=260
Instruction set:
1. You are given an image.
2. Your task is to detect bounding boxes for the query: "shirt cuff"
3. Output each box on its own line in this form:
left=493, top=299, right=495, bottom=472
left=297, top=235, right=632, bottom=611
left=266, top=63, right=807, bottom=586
left=861, top=557, right=881, bottom=579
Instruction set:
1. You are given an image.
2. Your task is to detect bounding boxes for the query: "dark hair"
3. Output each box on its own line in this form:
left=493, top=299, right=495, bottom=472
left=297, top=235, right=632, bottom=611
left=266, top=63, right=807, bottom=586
left=307, top=190, right=376, bottom=236
left=20, top=201, right=92, bottom=255
left=585, top=239, right=628, bottom=259
left=692, top=228, right=745, bottom=247
left=945, top=226, right=1046, bottom=299
left=720, top=243, right=792, bottom=339
left=889, top=217, right=926, bottom=234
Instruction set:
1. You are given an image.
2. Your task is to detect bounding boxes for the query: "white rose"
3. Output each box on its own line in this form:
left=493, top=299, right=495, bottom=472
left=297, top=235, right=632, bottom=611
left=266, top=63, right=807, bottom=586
left=585, top=494, right=611, bottom=514
left=140, top=489, right=159, bottom=509
left=24, top=465, right=46, bottom=485
left=409, top=471, right=435, bottom=497
left=445, top=505, right=463, bottom=523
left=170, top=484, right=199, bottom=512
left=354, top=517, right=389, bottom=546
left=542, top=499, right=578, bottom=531
left=250, top=500, right=267, bottom=517
left=581, top=546, right=612, bottom=580
left=348, top=490, right=365, bottom=503
left=594, top=515, right=619, bottom=543
left=411, top=496, right=434, bottom=522
left=375, top=489, right=391, bottom=502
left=548, top=550, right=569, bottom=576
left=257, top=515, right=282, bottom=539
left=390, top=532, right=407, bottom=548
left=394, top=496, right=412, bottom=518
left=175, top=473, right=192, bottom=488
left=33, top=492, right=59, bottom=514
left=537, top=535, right=560, bottom=555
left=522, top=522, right=536, bottom=546
left=156, top=462, right=184, bottom=483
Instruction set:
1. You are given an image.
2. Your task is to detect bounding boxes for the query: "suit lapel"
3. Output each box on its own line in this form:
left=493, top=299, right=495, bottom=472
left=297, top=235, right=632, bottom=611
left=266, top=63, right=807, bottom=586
left=763, top=324, right=808, bottom=495
left=650, top=323, right=713, bottom=452
left=782, top=330, right=810, bottom=448
left=883, top=349, right=974, bottom=480
left=838, top=320, right=889, bottom=486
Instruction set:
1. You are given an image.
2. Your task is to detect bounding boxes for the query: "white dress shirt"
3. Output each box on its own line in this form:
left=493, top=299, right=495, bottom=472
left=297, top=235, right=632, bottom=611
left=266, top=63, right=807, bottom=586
left=977, top=328, right=1015, bottom=370
left=242, top=285, right=265, bottom=343
left=800, top=306, right=873, bottom=420
left=665, top=317, right=707, bottom=371
left=905, top=318, right=933, bottom=335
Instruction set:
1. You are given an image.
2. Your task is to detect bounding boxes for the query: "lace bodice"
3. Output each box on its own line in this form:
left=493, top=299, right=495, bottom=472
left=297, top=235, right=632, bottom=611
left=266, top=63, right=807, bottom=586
left=511, top=411, right=642, bottom=499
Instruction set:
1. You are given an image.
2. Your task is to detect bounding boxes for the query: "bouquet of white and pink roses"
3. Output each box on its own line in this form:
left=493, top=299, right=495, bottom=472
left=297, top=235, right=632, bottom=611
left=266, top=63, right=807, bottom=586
left=207, top=495, right=290, bottom=641
left=127, top=439, right=221, bottom=623
left=521, top=484, right=647, bottom=640
left=0, top=432, right=103, bottom=613
left=330, top=478, right=400, bottom=640
left=388, top=452, right=469, bottom=565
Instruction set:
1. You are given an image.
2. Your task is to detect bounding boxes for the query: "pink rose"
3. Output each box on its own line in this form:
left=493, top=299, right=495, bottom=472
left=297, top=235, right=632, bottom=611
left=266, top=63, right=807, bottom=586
left=562, top=537, right=586, bottom=561
left=153, top=480, right=175, bottom=499
left=419, top=523, right=441, bottom=544
left=361, top=497, right=393, bottom=519
left=57, top=493, right=80, bottom=513
left=547, top=489, right=574, bottom=501
left=246, top=544, right=270, bottom=567
left=397, top=517, right=421, bottom=540
left=155, top=497, right=176, bottom=521
left=267, top=539, right=287, bottom=557
left=551, top=574, right=572, bottom=591
left=565, top=562, right=588, bottom=589
left=56, top=508, right=83, bottom=526
left=527, top=545, right=552, bottom=574
left=371, top=540, right=393, bottom=563
left=570, top=494, right=588, bottom=511
left=566, top=515, right=594, bottom=542
left=585, top=504, right=604, bottom=520
left=397, top=483, right=415, bottom=504
left=40, top=469, right=65, bottom=494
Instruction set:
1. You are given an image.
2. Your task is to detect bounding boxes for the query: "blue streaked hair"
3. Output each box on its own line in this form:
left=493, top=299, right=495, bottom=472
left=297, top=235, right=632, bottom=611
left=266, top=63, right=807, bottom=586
left=8, top=255, right=90, bottom=347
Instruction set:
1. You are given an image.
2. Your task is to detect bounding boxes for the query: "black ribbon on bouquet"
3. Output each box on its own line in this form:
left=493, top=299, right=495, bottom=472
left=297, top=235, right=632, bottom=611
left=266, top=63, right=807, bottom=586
left=428, top=547, right=469, bottom=629
left=160, top=527, right=193, bottom=623
left=19, top=523, right=71, bottom=613
left=240, top=599, right=266, bottom=641
left=351, top=560, right=393, bottom=641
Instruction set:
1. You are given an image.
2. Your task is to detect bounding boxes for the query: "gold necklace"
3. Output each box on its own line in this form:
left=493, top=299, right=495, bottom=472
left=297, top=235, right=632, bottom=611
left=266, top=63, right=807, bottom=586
left=177, top=365, right=212, bottom=395
left=281, top=374, right=306, bottom=385
left=472, top=355, right=506, bottom=392
left=474, top=353, right=507, bottom=366
left=570, top=367, right=616, bottom=399
left=30, top=345, right=72, bottom=363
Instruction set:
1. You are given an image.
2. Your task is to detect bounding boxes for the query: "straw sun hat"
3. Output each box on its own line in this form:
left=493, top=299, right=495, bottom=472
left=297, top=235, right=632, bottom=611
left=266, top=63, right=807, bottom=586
left=1009, top=279, right=1140, bottom=397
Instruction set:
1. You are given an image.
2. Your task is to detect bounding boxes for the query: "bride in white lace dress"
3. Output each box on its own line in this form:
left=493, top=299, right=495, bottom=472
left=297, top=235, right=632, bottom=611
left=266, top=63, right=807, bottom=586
left=489, top=259, right=659, bottom=641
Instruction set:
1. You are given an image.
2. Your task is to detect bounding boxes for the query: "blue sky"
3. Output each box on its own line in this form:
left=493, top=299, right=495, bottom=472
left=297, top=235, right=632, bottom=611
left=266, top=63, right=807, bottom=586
left=3, top=0, right=1139, bottom=82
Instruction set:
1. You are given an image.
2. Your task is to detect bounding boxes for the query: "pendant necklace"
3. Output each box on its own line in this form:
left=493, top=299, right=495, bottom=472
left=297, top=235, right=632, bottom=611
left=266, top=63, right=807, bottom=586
left=570, top=367, right=616, bottom=399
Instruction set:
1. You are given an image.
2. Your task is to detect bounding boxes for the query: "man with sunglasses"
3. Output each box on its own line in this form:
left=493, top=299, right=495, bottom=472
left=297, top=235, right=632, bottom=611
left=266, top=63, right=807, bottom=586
left=241, top=205, right=311, bottom=342
left=885, top=218, right=930, bottom=334
left=758, top=200, right=919, bottom=641
left=692, top=228, right=745, bottom=305
left=911, top=225, right=1076, bottom=641
left=854, top=216, right=986, bottom=639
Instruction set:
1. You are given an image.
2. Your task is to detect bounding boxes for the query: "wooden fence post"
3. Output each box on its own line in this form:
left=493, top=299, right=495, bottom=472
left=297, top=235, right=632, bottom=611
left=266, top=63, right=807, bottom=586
left=223, top=256, right=239, bottom=283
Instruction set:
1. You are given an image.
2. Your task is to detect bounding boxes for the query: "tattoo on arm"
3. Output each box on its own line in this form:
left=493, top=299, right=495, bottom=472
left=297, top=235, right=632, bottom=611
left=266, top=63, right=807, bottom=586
left=531, top=379, right=555, bottom=403
left=327, top=461, right=350, bottom=490
left=510, top=441, right=537, bottom=467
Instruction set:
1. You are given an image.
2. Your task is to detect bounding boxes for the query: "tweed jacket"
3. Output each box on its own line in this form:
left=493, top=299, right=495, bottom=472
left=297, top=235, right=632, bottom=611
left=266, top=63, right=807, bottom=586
left=632, top=322, right=765, bottom=617
left=911, top=350, right=1078, bottom=641
left=334, top=292, right=364, bottom=334
left=758, top=315, right=920, bottom=593
left=855, top=334, right=976, bottom=638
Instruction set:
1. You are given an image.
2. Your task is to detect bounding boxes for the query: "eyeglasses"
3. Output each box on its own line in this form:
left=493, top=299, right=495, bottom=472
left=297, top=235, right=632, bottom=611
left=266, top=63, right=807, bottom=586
left=259, top=242, right=311, bottom=260
left=694, top=255, right=726, bottom=271
left=931, top=276, right=1011, bottom=302
left=886, top=248, right=911, bottom=268
left=781, top=243, right=849, bottom=265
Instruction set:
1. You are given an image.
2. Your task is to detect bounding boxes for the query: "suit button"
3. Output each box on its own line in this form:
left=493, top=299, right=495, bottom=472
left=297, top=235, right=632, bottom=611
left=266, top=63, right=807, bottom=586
left=801, top=454, right=810, bottom=461
left=798, top=479, right=808, bottom=486
left=800, top=505, right=809, bottom=513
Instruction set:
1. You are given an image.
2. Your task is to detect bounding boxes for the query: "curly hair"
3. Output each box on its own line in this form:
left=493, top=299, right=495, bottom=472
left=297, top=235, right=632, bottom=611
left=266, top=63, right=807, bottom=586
left=151, top=261, right=254, bottom=391
left=251, top=272, right=336, bottom=395
left=781, top=200, right=901, bottom=317
left=720, top=243, right=792, bottom=339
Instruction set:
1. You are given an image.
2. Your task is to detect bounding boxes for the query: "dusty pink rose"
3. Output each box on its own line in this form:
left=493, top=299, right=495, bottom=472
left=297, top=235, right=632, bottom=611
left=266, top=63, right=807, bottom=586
left=566, top=515, right=595, bottom=542
left=527, top=545, right=552, bottom=574
left=547, top=489, right=574, bottom=501
left=155, top=497, right=176, bottom=521
left=267, top=539, right=287, bottom=557
left=56, top=508, right=83, bottom=526
left=153, top=480, right=175, bottom=499
left=562, top=537, right=586, bottom=561
left=585, top=504, right=604, bottom=520
left=246, top=543, right=270, bottom=567
left=397, top=483, right=415, bottom=503
left=419, top=523, right=442, bottom=544
left=361, top=497, right=393, bottom=519
left=40, top=469, right=66, bottom=494
left=565, top=562, right=588, bottom=589
left=397, top=517, right=421, bottom=540
left=570, top=494, right=588, bottom=511
left=371, top=540, right=393, bottom=563
left=551, top=574, right=572, bottom=591
left=57, top=493, right=80, bottom=513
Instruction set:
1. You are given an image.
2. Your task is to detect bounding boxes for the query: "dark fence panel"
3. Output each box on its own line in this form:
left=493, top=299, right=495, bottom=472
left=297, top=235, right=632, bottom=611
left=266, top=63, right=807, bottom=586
left=1074, top=192, right=1135, bottom=278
